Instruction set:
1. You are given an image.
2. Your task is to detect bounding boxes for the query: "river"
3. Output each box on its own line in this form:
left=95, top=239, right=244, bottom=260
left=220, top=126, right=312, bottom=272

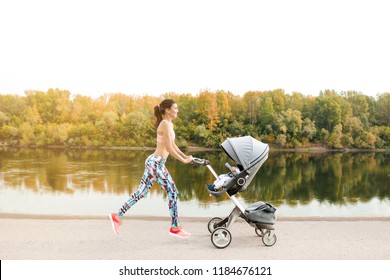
left=0, top=148, right=389, bottom=218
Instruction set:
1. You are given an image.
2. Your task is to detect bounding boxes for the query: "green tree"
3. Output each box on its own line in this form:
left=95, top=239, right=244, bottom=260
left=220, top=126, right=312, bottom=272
left=122, top=111, right=154, bottom=146
left=0, top=94, right=26, bottom=124
left=0, top=111, right=9, bottom=125
left=267, top=89, right=286, bottom=113
left=19, top=122, right=35, bottom=145
left=106, top=93, right=136, bottom=117
left=70, top=95, right=95, bottom=123
left=282, top=109, right=302, bottom=138
left=328, top=124, right=343, bottom=148
left=25, top=89, right=71, bottom=123
left=258, top=97, right=276, bottom=132
left=344, top=91, right=369, bottom=128
left=375, top=93, right=390, bottom=126
left=24, top=105, right=42, bottom=124
left=301, top=118, right=317, bottom=140
left=194, top=90, right=220, bottom=131
left=313, top=92, right=342, bottom=132
left=286, top=92, right=305, bottom=112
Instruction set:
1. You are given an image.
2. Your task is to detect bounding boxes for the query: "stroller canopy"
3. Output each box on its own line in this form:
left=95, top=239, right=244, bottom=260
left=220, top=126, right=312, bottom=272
left=221, top=136, right=269, bottom=170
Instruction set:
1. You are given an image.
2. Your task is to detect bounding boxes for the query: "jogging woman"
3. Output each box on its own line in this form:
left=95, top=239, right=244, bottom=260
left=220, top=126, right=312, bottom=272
left=109, top=99, right=193, bottom=238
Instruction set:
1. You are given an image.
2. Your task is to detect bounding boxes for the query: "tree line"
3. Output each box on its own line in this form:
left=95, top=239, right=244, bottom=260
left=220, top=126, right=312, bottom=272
left=0, top=88, right=389, bottom=149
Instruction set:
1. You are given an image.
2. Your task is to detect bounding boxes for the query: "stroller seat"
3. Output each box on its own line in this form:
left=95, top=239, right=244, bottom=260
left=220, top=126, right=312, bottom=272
left=206, top=136, right=269, bottom=197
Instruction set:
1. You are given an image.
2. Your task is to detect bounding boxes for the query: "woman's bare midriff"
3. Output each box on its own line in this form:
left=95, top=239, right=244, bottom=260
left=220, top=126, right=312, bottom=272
left=154, top=142, right=170, bottom=160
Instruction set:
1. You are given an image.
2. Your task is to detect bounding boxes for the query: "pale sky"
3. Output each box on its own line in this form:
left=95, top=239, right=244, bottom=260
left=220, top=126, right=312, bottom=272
left=1, top=0, right=389, bottom=98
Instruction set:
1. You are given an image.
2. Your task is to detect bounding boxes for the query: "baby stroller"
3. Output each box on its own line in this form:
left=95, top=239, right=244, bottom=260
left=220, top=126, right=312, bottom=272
left=193, top=136, right=277, bottom=249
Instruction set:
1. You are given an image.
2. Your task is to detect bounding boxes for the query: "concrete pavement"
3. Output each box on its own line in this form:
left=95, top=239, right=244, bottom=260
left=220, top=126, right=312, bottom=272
left=1, top=215, right=390, bottom=260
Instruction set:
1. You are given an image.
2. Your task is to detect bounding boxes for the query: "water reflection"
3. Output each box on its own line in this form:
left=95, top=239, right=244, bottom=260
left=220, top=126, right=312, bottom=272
left=0, top=148, right=389, bottom=216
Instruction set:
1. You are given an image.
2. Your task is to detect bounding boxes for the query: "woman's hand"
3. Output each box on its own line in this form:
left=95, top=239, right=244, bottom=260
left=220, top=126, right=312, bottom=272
left=183, top=155, right=193, bottom=164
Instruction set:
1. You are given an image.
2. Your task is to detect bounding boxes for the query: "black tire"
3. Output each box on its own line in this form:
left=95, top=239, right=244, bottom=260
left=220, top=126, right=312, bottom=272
left=262, top=230, right=277, bottom=247
left=211, top=227, right=232, bottom=249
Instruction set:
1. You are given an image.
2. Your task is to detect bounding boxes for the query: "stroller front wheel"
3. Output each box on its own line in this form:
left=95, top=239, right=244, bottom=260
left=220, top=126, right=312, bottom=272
left=255, top=228, right=263, bottom=237
left=207, top=217, right=226, bottom=233
left=262, top=230, right=277, bottom=247
left=211, top=227, right=232, bottom=249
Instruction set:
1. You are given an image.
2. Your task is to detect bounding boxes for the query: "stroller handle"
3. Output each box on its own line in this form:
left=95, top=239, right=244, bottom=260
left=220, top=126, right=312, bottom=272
left=192, top=157, right=210, bottom=166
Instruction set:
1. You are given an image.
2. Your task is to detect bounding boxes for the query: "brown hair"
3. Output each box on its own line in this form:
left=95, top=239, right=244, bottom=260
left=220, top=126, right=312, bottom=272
left=154, top=99, right=176, bottom=128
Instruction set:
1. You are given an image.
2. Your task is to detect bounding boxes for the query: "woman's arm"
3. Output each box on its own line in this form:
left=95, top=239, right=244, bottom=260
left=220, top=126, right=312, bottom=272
left=172, top=141, right=188, bottom=159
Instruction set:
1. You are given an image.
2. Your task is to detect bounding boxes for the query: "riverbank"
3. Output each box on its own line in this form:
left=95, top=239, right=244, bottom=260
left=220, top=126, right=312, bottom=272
left=1, top=214, right=389, bottom=260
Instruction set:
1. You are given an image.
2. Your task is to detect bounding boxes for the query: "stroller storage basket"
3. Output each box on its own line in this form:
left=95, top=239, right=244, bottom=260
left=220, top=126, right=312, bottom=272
left=245, top=201, right=276, bottom=225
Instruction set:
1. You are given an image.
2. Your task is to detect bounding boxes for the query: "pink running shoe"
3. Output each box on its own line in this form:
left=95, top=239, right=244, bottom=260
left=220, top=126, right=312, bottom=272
left=169, top=226, right=191, bottom=238
left=109, top=213, right=121, bottom=234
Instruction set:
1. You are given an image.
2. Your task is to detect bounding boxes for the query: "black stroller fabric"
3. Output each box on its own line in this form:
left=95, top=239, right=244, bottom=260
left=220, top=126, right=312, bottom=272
left=245, top=201, right=276, bottom=225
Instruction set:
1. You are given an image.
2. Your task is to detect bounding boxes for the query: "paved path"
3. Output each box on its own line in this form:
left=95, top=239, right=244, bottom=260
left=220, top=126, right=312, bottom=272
left=1, top=215, right=389, bottom=260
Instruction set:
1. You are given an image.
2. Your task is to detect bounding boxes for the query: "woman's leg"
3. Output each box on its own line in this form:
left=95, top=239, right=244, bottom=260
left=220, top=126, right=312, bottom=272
left=117, top=155, right=157, bottom=216
left=156, top=164, right=179, bottom=228
left=156, top=165, right=190, bottom=238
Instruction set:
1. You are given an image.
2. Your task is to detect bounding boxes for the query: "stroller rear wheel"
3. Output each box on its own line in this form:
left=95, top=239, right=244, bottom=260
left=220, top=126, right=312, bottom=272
left=207, top=217, right=226, bottom=233
left=262, top=230, right=277, bottom=246
left=211, top=227, right=232, bottom=249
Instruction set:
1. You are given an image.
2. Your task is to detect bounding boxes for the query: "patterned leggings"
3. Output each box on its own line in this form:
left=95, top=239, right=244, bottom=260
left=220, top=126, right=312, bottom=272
left=118, top=154, right=179, bottom=227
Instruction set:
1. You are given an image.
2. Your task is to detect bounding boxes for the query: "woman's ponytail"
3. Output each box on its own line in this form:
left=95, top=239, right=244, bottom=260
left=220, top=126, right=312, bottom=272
left=154, top=105, right=162, bottom=128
